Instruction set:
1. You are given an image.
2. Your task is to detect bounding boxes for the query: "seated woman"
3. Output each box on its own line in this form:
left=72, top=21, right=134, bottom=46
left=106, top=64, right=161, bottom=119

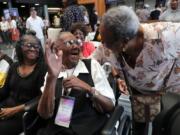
left=0, top=33, right=47, bottom=135
left=70, top=22, right=96, bottom=58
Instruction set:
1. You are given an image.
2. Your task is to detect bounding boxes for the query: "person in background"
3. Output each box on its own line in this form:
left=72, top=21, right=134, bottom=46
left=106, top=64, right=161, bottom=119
left=8, top=16, right=20, bottom=42
left=43, top=17, right=50, bottom=38
left=17, top=16, right=26, bottom=37
left=89, top=8, right=98, bottom=32
left=159, top=0, right=180, bottom=21
left=61, top=0, right=84, bottom=31
left=0, top=33, right=47, bottom=135
left=79, top=5, right=90, bottom=25
left=0, top=50, right=13, bottom=90
left=100, top=6, right=180, bottom=135
left=26, top=7, right=45, bottom=50
left=136, top=4, right=150, bottom=22
left=37, top=32, right=115, bottom=135
left=70, top=22, right=95, bottom=58
left=150, top=4, right=162, bottom=20
left=0, top=17, right=11, bottom=45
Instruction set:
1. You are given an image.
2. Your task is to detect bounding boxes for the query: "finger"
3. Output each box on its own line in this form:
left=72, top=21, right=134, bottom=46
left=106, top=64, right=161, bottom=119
left=0, top=111, right=7, bottom=118
left=0, top=108, right=5, bottom=115
left=57, top=50, right=63, bottom=58
left=63, top=77, right=72, bottom=82
left=45, top=39, right=53, bottom=55
left=63, top=82, right=73, bottom=88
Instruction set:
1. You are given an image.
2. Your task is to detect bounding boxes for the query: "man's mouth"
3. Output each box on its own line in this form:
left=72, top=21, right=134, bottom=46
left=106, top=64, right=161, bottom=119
left=70, top=49, right=80, bottom=55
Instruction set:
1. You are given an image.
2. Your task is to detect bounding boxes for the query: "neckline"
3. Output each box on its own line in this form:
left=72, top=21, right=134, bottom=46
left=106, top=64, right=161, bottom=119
left=17, top=64, right=37, bottom=78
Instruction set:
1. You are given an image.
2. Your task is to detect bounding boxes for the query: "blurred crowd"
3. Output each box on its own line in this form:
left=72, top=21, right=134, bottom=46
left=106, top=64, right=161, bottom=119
left=0, top=0, right=180, bottom=135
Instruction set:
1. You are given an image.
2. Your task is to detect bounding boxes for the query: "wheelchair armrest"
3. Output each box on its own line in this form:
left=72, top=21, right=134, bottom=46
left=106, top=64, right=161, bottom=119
left=117, top=114, right=131, bottom=135
left=24, top=96, right=40, bottom=112
left=23, top=111, right=39, bottom=135
left=101, top=105, right=124, bottom=135
left=22, top=110, right=47, bottom=135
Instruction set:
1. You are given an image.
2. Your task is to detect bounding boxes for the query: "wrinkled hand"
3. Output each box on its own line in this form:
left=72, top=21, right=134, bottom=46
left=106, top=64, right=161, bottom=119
left=45, top=39, right=63, bottom=78
left=117, top=79, right=129, bottom=95
left=63, top=76, right=91, bottom=92
left=0, top=107, right=19, bottom=119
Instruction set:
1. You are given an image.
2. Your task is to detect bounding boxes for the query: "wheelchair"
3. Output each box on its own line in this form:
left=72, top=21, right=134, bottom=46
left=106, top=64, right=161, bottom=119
left=22, top=73, right=180, bottom=135
left=22, top=72, right=132, bottom=135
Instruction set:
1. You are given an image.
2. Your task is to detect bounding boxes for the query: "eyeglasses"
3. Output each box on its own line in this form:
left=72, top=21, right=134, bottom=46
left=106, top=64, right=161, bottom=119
left=63, top=39, right=82, bottom=47
left=22, top=43, right=40, bottom=49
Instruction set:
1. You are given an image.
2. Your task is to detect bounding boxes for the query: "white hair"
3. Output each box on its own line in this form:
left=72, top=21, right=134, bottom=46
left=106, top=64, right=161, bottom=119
left=102, top=6, right=140, bottom=42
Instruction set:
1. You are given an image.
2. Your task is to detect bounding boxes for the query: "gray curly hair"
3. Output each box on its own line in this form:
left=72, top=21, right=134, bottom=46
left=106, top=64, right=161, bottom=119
left=102, top=6, right=140, bottom=42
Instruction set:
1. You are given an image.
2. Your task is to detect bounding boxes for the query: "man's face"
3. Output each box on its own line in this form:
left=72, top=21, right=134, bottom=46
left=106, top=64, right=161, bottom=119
left=73, top=29, right=85, bottom=41
left=171, top=0, right=178, bottom=10
left=31, top=10, right=37, bottom=17
left=54, top=33, right=81, bottom=68
left=62, top=0, right=68, bottom=7
left=100, top=24, right=123, bottom=54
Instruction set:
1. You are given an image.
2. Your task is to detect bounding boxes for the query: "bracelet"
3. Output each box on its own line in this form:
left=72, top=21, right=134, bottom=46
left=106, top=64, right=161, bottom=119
left=90, top=87, right=99, bottom=97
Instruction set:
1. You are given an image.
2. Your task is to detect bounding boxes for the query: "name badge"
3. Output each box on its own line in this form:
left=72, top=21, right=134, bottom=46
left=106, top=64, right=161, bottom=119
left=55, top=96, right=75, bottom=128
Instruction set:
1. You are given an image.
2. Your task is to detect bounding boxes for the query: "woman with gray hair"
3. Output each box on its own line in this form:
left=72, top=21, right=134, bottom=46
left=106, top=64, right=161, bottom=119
left=100, top=5, right=180, bottom=135
left=159, top=0, right=180, bottom=21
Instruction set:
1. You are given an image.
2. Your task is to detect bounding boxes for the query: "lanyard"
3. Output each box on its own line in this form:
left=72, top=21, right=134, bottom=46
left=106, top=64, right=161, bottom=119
left=62, top=67, right=76, bottom=96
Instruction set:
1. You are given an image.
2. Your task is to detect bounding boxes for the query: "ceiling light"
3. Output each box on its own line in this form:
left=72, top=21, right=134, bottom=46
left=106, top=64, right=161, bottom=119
left=21, top=5, right=25, bottom=8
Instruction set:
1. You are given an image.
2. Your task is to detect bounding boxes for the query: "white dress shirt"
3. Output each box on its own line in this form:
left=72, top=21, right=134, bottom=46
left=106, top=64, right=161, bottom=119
left=42, top=59, right=115, bottom=105
left=26, top=16, right=44, bottom=39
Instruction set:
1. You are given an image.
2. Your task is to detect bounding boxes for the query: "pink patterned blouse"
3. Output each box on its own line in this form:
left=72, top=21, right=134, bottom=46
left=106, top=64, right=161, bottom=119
left=124, top=22, right=180, bottom=93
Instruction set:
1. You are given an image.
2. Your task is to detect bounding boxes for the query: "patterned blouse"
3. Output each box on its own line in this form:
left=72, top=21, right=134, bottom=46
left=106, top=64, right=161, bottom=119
left=62, top=5, right=84, bottom=31
left=124, top=22, right=180, bottom=93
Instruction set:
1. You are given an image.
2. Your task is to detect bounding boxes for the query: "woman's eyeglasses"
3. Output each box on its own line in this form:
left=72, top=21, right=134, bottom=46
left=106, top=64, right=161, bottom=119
left=22, top=43, right=40, bottom=49
left=63, top=39, right=82, bottom=47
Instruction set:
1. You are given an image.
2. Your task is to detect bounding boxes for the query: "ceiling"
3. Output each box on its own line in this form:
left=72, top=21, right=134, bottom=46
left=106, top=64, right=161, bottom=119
left=15, top=0, right=62, bottom=5
left=0, top=0, right=62, bottom=7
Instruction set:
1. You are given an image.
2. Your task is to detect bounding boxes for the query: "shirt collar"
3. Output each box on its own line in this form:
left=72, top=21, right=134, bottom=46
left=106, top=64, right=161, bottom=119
left=58, top=60, right=89, bottom=78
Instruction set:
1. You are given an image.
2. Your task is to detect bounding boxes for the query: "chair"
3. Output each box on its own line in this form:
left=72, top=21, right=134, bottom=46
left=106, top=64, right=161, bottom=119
left=23, top=111, right=47, bottom=135
left=102, top=70, right=132, bottom=135
left=153, top=92, right=180, bottom=135
left=167, top=108, right=180, bottom=135
left=22, top=96, right=46, bottom=135
left=47, top=28, right=62, bottom=42
left=22, top=76, right=131, bottom=135
left=101, top=105, right=131, bottom=135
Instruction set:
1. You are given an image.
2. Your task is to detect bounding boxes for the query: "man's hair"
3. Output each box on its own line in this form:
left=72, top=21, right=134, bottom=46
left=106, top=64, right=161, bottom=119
left=30, top=7, right=36, bottom=12
left=58, top=32, right=74, bottom=40
left=70, top=22, right=88, bottom=37
left=102, top=6, right=140, bottom=42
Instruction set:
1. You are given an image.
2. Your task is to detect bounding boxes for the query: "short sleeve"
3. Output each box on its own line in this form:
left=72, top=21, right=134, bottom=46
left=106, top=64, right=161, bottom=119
left=91, top=59, right=115, bottom=105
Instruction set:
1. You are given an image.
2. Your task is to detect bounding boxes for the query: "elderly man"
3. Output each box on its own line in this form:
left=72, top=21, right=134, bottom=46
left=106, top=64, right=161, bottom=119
left=160, top=0, right=180, bottom=21
left=37, top=32, right=115, bottom=135
left=100, top=5, right=180, bottom=135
